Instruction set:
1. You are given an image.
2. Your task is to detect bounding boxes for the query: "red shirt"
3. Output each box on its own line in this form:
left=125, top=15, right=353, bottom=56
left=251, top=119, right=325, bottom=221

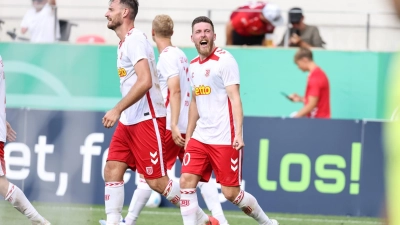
left=304, top=67, right=331, bottom=118
left=230, top=2, right=275, bottom=36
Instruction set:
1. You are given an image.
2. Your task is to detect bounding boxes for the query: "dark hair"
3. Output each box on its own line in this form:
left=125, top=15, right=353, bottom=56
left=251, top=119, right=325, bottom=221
left=111, top=0, right=139, bottom=20
left=191, top=16, right=214, bottom=32
left=294, top=47, right=313, bottom=61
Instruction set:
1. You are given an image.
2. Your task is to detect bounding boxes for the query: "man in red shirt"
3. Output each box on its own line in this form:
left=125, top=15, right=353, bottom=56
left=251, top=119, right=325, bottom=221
left=290, top=47, right=331, bottom=118
left=226, top=2, right=283, bottom=46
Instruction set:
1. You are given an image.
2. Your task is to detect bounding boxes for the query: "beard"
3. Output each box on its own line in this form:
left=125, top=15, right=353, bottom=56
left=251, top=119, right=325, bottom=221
left=195, top=39, right=214, bottom=58
left=107, top=19, right=122, bottom=31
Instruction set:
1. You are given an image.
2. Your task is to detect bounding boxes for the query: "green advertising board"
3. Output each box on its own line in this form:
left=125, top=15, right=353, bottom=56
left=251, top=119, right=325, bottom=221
left=0, top=42, right=392, bottom=119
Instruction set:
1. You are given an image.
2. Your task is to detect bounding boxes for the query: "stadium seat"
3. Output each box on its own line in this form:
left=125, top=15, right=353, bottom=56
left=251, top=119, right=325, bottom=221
left=76, top=35, right=106, bottom=44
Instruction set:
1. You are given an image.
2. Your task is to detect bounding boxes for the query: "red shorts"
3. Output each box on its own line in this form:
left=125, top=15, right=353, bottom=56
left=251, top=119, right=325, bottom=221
left=107, top=118, right=167, bottom=179
left=181, top=138, right=243, bottom=186
left=164, top=130, right=186, bottom=170
left=0, top=142, right=5, bottom=176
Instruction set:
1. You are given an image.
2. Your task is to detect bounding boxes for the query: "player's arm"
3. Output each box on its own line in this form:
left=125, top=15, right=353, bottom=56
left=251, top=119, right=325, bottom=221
left=294, top=96, right=318, bottom=118
left=225, top=21, right=234, bottom=45
left=168, top=76, right=185, bottom=146
left=102, top=59, right=152, bottom=128
left=226, top=84, right=244, bottom=150
left=185, top=91, right=199, bottom=149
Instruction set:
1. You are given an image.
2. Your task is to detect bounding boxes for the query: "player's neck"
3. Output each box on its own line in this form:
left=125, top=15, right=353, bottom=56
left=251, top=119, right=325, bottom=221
left=308, top=62, right=318, bottom=72
left=115, top=22, right=135, bottom=42
left=199, top=46, right=217, bottom=61
left=156, top=37, right=173, bottom=54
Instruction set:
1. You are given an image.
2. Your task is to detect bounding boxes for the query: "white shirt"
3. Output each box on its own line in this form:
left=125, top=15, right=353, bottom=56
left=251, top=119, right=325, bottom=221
left=0, top=56, right=6, bottom=143
left=189, top=47, right=240, bottom=145
left=118, top=28, right=166, bottom=125
left=21, top=3, right=60, bottom=43
left=157, top=46, right=191, bottom=133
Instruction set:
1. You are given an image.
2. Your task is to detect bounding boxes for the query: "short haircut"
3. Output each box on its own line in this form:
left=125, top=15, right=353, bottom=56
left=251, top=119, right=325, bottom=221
left=153, top=15, right=174, bottom=38
left=111, top=0, right=139, bottom=20
left=191, top=16, right=214, bottom=32
left=294, top=47, right=313, bottom=61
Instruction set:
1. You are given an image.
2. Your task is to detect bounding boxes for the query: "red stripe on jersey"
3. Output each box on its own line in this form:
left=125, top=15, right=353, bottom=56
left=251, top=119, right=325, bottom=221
left=165, top=89, right=171, bottom=107
left=190, top=57, right=200, bottom=64
left=228, top=98, right=235, bottom=144
left=146, top=92, right=156, bottom=118
left=199, top=48, right=220, bottom=65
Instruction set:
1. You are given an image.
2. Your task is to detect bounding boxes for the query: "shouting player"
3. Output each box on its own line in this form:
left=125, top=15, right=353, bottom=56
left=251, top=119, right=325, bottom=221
left=179, top=16, right=279, bottom=225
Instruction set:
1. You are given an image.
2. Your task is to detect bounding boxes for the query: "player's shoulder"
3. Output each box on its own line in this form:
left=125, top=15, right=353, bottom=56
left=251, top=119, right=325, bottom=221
left=125, top=28, right=148, bottom=43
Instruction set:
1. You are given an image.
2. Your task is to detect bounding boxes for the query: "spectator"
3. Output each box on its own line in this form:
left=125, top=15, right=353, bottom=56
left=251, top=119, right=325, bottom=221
left=21, top=0, right=60, bottom=43
left=226, top=2, right=283, bottom=46
left=279, top=7, right=325, bottom=48
left=289, top=47, right=330, bottom=118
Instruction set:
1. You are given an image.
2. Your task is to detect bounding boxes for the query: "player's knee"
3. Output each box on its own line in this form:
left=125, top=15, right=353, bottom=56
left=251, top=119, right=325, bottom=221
left=179, top=173, right=199, bottom=189
left=104, top=161, right=127, bottom=182
left=221, top=187, right=240, bottom=202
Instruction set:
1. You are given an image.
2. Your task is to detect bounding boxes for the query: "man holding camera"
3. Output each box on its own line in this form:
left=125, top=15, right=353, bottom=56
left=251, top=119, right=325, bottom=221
left=279, top=7, right=324, bottom=48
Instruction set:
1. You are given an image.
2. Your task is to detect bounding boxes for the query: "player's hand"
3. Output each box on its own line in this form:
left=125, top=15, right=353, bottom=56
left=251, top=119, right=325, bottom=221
left=233, top=135, right=244, bottom=150
left=6, top=121, right=16, bottom=142
left=289, top=93, right=302, bottom=102
left=102, top=108, right=121, bottom=128
left=184, top=138, right=190, bottom=150
left=171, top=125, right=185, bottom=147
left=290, top=33, right=301, bottom=45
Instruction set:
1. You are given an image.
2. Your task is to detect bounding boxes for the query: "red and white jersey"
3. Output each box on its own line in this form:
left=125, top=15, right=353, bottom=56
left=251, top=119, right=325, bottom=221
left=157, top=46, right=191, bottom=133
left=0, top=56, right=5, bottom=142
left=189, top=48, right=240, bottom=145
left=117, top=28, right=166, bottom=125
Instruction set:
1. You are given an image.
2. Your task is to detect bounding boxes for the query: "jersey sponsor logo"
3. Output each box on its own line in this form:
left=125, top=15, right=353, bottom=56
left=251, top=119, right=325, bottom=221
left=146, top=166, right=153, bottom=175
left=118, top=67, right=127, bottom=77
left=194, top=85, right=212, bottom=96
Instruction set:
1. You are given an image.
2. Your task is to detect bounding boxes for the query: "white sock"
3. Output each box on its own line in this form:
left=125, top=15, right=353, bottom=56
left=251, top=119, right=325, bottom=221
left=105, top=181, right=124, bottom=225
left=4, top=182, right=46, bottom=225
left=162, top=179, right=181, bottom=207
left=233, top=190, right=272, bottom=225
left=125, top=179, right=152, bottom=225
left=180, top=188, right=209, bottom=225
left=198, top=181, right=228, bottom=224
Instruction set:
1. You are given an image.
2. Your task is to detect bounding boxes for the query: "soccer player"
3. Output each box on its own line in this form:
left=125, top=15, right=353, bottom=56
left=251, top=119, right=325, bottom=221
left=289, top=47, right=330, bottom=119
left=0, top=56, right=51, bottom=225
left=180, top=16, right=279, bottom=225
left=124, top=14, right=228, bottom=225
left=101, top=1, right=181, bottom=224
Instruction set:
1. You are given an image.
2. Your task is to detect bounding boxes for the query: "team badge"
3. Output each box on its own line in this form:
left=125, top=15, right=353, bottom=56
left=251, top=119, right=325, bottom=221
left=146, top=167, right=153, bottom=175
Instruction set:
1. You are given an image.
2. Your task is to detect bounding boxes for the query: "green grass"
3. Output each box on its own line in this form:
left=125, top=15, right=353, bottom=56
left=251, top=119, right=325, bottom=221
left=0, top=201, right=383, bottom=225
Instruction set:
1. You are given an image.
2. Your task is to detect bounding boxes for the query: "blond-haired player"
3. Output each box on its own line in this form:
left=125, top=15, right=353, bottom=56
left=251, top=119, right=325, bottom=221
left=0, top=56, right=51, bottom=225
left=124, top=14, right=226, bottom=225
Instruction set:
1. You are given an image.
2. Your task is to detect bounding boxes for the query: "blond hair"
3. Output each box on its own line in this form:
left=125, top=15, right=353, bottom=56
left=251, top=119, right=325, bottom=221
left=152, top=14, right=174, bottom=38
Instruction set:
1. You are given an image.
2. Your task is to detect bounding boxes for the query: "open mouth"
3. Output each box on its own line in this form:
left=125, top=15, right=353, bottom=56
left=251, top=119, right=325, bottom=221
left=200, top=40, right=208, bottom=46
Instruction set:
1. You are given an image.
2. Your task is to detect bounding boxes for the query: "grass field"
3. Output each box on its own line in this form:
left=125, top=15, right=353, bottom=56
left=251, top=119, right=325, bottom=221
left=0, top=201, right=383, bottom=225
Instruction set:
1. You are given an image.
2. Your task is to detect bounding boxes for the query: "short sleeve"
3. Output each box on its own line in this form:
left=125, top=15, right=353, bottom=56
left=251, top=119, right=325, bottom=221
left=126, top=34, right=148, bottom=66
left=311, top=27, right=324, bottom=48
left=158, top=53, right=179, bottom=80
left=307, top=74, right=322, bottom=97
left=219, top=55, right=240, bottom=87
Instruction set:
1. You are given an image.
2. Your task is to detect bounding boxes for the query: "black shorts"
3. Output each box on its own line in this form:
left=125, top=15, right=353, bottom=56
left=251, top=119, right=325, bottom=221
left=232, top=30, right=264, bottom=46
